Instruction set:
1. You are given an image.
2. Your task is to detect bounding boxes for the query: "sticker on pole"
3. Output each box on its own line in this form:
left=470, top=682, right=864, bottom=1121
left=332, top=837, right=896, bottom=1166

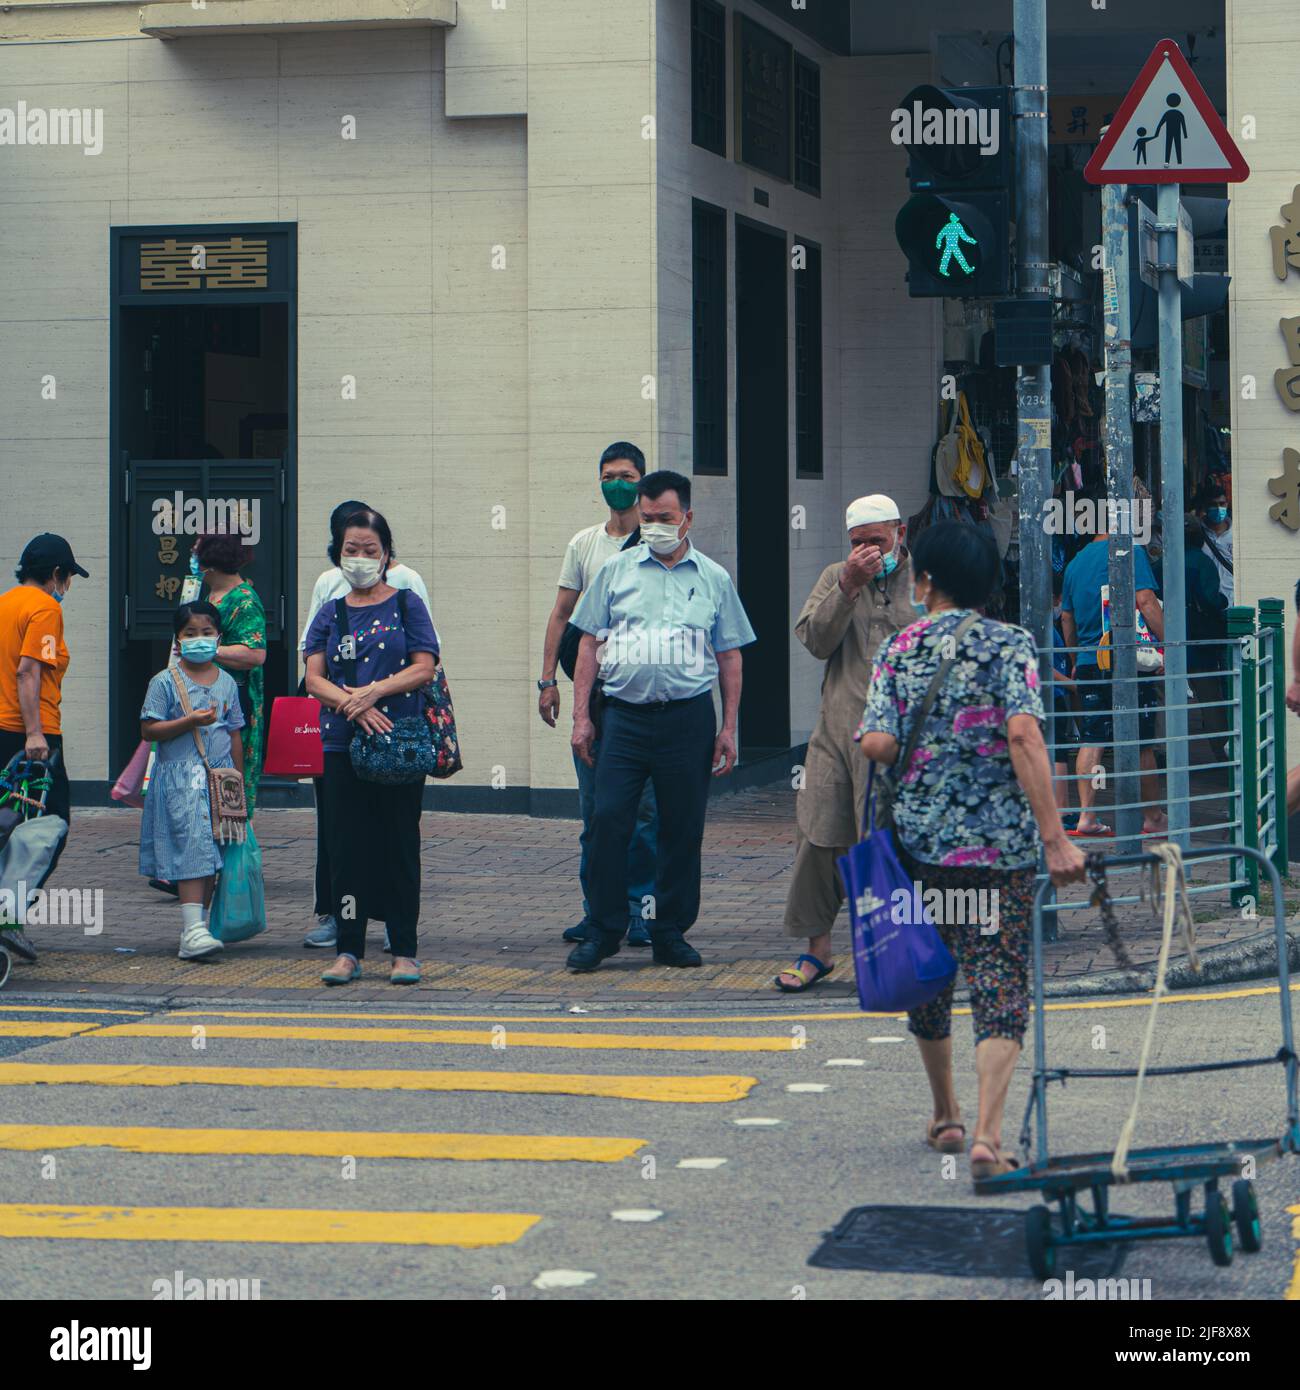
left=1084, top=38, right=1249, bottom=185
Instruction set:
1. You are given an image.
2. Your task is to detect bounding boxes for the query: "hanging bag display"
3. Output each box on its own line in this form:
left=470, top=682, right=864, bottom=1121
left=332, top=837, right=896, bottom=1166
left=167, top=667, right=248, bottom=844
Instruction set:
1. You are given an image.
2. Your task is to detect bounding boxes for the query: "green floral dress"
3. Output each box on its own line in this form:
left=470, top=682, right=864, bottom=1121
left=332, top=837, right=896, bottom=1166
left=211, top=580, right=267, bottom=815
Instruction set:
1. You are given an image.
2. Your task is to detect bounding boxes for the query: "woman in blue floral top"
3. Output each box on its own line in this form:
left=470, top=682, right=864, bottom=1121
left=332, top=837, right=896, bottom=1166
left=857, top=522, right=1085, bottom=1185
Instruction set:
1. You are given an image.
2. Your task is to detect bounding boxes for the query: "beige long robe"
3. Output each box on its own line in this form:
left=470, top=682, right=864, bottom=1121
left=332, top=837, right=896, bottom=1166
left=795, top=557, right=916, bottom=848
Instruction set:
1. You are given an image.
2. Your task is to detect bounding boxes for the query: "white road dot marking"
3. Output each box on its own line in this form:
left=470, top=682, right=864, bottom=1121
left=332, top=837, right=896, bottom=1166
left=533, top=1269, right=597, bottom=1289
left=786, top=1083, right=829, bottom=1093
left=824, top=1058, right=866, bottom=1066
left=734, top=1117, right=783, bottom=1126
left=868, top=1036, right=907, bottom=1043
left=677, top=1158, right=728, bottom=1169
left=611, top=1209, right=664, bottom=1222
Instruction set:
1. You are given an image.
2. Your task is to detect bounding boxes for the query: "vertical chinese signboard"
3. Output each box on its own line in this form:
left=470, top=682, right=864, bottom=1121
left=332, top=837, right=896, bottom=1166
left=1268, top=190, right=1300, bottom=531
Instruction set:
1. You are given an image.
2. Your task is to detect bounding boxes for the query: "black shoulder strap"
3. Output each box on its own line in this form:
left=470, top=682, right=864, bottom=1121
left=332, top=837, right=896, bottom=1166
left=333, top=597, right=356, bottom=688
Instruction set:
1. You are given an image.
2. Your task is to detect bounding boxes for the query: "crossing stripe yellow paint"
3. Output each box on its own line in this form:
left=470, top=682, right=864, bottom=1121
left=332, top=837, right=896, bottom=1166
left=0, top=1203, right=539, bottom=1247
left=0, top=1123, right=645, bottom=1163
left=85, top=1023, right=796, bottom=1052
left=0, top=1021, right=100, bottom=1038
left=0, top=1005, right=148, bottom=1016
left=1287, top=1205, right=1300, bottom=1301
left=0, top=1062, right=755, bottom=1103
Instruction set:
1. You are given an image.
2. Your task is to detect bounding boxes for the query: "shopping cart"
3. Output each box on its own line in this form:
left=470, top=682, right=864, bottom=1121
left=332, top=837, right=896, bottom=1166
left=975, top=844, right=1299, bottom=1277
left=0, top=750, right=66, bottom=990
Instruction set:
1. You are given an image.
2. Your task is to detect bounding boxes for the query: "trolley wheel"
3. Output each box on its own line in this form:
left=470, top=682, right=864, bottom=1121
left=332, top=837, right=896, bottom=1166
left=1231, top=1179, right=1262, bottom=1253
left=1205, top=1192, right=1234, bottom=1267
left=0, top=944, right=10, bottom=991
left=1025, top=1205, right=1056, bottom=1280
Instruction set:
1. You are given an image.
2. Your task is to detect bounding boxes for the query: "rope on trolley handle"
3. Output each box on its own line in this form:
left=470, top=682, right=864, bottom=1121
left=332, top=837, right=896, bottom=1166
left=1109, top=843, right=1201, bottom=1179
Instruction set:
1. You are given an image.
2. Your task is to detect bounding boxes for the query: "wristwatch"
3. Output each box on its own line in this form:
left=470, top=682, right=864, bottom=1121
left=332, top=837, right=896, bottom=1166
left=537, top=678, right=558, bottom=690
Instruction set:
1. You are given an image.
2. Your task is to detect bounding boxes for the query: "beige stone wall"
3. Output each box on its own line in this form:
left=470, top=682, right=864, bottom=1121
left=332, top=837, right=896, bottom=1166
left=653, top=0, right=937, bottom=744
left=1226, top=0, right=1300, bottom=766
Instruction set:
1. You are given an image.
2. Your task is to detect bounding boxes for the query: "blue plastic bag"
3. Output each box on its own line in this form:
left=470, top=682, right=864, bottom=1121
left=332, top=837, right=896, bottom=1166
left=837, top=765, right=957, bottom=1013
left=208, top=825, right=266, bottom=943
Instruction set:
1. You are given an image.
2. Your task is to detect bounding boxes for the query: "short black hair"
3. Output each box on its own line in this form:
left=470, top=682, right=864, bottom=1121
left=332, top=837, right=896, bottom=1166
left=1197, top=481, right=1228, bottom=508
left=599, top=441, right=646, bottom=476
left=911, top=521, right=1001, bottom=609
left=328, top=500, right=370, bottom=564
left=173, top=600, right=222, bottom=636
left=639, top=469, right=691, bottom=512
left=336, top=507, right=394, bottom=579
left=15, top=561, right=64, bottom=585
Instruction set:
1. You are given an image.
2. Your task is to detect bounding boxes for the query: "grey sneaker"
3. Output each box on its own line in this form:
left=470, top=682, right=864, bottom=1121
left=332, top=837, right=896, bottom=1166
left=303, top=915, right=337, bottom=949
left=383, top=929, right=391, bottom=954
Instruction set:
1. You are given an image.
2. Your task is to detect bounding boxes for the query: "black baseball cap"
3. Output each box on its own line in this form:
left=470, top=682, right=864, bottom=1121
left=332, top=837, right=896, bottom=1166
left=20, top=533, right=90, bottom=578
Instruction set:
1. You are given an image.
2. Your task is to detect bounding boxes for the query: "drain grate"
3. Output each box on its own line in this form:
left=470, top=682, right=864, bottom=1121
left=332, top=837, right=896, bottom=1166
left=808, top=1204, right=1126, bottom=1280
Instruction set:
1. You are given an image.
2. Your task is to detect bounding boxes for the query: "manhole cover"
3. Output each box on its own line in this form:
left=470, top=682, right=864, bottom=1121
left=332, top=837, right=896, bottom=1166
left=808, top=1204, right=1125, bottom=1280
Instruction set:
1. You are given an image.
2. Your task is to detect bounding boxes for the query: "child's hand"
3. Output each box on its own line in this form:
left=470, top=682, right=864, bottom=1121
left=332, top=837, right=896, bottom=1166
left=190, top=707, right=217, bottom=728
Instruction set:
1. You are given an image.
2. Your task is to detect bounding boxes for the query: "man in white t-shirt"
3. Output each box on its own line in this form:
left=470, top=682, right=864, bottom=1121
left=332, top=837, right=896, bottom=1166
left=1196, top=480, right=1233, bottom=605
left=539, top=442, right=658, bottom=947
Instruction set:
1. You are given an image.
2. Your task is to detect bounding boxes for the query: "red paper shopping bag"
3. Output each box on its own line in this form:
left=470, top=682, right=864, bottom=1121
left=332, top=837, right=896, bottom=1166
left=262, top=696, right=324, bottom=777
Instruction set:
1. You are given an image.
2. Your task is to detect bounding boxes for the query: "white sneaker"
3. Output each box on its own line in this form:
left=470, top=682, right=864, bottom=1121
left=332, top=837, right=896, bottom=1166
left=179, top=923, right=224, bottom=960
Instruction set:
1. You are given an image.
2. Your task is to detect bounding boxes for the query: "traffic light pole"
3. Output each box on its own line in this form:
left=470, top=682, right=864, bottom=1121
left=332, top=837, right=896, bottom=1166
left=1101, top=176, right=1142, bottom=855
left=1157, top=180, right=1191, bottom=851
left=1012, top=1, right=1052, bottom=705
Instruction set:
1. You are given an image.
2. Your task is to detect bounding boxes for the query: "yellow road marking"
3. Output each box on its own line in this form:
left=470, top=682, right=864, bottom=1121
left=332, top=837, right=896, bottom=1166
left=1288, top=1205, right=1300, bottom=1301
left=0, top=1123, right=645, bottom=1163
left=0, top=1203, right=538, bottom=1247
left=0, top=1005, right=148, bottom=1016
left=0, top=1062, right=755, bottom=1103
left=167, top=982, right=1299, bottom=1027
left=87, top=1023, right=796, bottom=1052
left=0, top=1021, right=101, bottom=1038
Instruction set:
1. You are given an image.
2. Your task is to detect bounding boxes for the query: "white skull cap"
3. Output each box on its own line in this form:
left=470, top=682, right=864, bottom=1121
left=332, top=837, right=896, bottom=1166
left=846, top=494, right=900, bottom=530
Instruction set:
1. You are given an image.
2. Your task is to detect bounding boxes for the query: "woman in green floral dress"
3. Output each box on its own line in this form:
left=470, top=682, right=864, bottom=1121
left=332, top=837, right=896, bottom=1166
left=194, top=533, right=267, bottom=815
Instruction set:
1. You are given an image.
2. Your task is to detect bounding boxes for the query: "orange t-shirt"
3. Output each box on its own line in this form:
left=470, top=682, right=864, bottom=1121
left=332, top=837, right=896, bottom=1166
left=0, top=585, right=69, bottom=736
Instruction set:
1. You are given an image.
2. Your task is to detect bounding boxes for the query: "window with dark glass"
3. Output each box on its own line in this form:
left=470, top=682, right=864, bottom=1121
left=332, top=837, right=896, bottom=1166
left=692, top=200, right=727, bottom=476
left=795, top=240, right=822, bottom=478
left=691, top=0, right=726, bottom=156
left=793, top=52, right=821, bottom=195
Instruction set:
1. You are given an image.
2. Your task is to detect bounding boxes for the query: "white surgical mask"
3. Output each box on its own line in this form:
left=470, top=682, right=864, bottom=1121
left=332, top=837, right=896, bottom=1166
left=340, top=556, right=383, bottom=589
left=640, top=522, right=684, bottom=556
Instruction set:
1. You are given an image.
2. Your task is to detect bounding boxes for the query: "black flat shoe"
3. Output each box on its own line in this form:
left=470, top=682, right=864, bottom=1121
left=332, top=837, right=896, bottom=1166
left=148, top=878, right=179, bottom=898
left=566, top=936, right=620, bottom=973
left=651, top=935, right=701, bottom=968
left=562, top=918, right=591, bottom=944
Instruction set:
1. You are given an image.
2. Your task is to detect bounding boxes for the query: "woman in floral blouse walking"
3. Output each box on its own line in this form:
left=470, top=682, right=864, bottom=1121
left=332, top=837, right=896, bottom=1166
left=857, top=522, right=1085, bottom=1186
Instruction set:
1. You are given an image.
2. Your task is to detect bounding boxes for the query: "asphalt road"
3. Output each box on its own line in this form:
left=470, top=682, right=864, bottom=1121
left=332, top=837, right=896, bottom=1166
left=0, top=985, right=1296, bottom=1301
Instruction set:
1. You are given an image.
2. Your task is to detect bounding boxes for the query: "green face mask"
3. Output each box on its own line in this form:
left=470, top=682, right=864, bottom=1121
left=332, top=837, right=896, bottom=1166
left=601, top=478, right=640, bottom=511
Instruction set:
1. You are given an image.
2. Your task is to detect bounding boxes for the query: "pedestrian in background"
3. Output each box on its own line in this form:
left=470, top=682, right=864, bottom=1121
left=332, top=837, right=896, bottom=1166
left=0, top=533, right=88, bottom=963
left=299, top=500, right=431, bottom=951
left=568, top=469, right=755, bottom=973
left=1184, top=519, right=1229, bottom=761
left=304, top=508, right=437, bottom=987
left=1196, top=480, right=1233, bottom=605
left=857, top=522, right=1085, bottom=1183
left=138, top=602, right=244, bottom=962
left=195, top=532, right=267, bottom=814
left=538, top=441, right=657, bottom=949
left=774, top=494, right=914, bottom=993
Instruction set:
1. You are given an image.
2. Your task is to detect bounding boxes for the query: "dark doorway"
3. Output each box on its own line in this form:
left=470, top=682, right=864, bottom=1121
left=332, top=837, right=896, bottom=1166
left=735, top=218, right=790, bottom=754
left=113, top=300, right=292, bottom=773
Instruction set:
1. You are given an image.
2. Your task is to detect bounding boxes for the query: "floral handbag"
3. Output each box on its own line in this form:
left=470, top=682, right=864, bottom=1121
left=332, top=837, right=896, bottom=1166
left=394, top=590, right=462, bottom=780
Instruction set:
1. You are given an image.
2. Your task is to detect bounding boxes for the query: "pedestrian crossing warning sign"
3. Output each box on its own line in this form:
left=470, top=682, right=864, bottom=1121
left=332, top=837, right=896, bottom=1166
left=1084, top=38, right=1249, bottom=185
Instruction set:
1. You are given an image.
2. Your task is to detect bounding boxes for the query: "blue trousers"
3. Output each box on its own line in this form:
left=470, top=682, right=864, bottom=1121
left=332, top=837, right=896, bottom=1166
left=588, top=693, right=715, bottom=940
left=574, top=741, right=656, bottom=924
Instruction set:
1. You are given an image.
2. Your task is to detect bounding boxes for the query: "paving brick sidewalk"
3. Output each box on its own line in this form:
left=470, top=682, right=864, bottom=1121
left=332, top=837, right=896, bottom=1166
left=0, top=786, right=1269, bottom=1006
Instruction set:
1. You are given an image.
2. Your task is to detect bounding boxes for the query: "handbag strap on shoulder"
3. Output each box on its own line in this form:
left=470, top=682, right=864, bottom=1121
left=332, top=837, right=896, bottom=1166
left=168, top=665, right=212, bottom=772
left=332, top=597, right=357, bottom=688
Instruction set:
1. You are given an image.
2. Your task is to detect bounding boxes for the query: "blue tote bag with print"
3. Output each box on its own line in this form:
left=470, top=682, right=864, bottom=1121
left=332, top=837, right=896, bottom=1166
left=837, top=765, right=956, bottom=1013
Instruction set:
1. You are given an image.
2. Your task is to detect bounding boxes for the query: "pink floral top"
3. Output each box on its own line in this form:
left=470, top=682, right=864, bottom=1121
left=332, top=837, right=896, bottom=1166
left=856, top=611, right=1044, bottom=869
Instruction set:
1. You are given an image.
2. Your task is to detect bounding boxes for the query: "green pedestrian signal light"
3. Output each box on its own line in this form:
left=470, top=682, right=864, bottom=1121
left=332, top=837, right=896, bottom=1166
left=936, top=212, right=978, bottom=277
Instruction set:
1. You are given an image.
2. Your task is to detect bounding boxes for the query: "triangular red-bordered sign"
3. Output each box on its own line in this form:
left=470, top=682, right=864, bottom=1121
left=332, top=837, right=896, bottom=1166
left=1083, top=38, right=1249, bottom=185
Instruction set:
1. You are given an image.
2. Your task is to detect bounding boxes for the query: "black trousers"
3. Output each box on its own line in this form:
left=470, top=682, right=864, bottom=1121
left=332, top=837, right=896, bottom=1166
left=313, top=772, right=390, bottom=923
left=322, top=752, right=422, bottom=959
left=0, top=729, right=70, bottom=888
left=588, top=693, right=715, bottom=940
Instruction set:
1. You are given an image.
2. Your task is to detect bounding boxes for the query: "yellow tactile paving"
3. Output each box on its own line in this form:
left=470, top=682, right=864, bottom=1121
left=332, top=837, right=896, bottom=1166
left=0, top=1124, right=646, bottom=1163
left=0, top=1061, right=757, bottom=1103
left=0, top=1203, right=539, bottom=1247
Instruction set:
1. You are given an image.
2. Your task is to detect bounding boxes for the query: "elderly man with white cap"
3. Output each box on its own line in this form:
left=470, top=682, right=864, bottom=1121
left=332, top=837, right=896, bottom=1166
left=775, top=494, right=916, bottom=991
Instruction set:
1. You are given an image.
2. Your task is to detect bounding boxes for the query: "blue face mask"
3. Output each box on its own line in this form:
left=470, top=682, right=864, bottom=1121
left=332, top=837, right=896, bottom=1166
left=180, top=636, right=219, bottom=663
left=52, top=588, right=65, bottom=605
left=1206, top=506, right=1228, bottom=525
left=880, top=549, right=898, bottom=577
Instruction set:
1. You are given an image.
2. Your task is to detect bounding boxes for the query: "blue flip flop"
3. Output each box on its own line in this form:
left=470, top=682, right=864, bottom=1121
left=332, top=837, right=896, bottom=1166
left=774, top=953, right=834, bottom=993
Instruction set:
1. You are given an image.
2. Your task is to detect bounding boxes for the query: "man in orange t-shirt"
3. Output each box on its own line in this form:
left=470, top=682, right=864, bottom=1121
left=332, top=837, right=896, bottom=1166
left=0, top=534, right=89, bottom=946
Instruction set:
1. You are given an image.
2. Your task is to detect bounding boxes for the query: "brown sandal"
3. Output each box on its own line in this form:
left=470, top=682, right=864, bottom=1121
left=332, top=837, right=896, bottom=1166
left=925, top=1121, right=967, bottom=1153
left=969, top=1137, right=1020, bottom=1181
